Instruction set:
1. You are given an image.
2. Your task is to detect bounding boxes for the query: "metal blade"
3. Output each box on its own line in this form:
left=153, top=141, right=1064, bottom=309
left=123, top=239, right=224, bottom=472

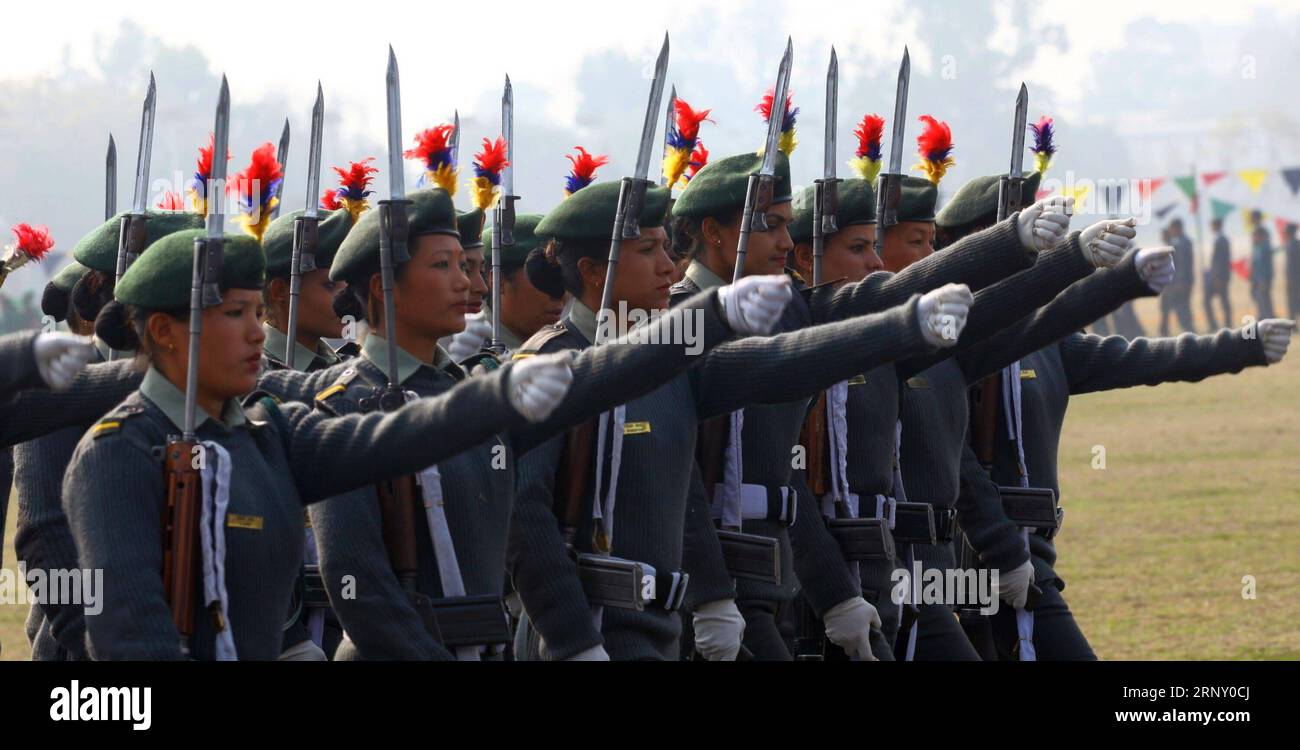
left=207, top=76, right=230, bottom=240
left=272, top=118, right=290, bottom=218
left=105, top=134, right=117, bottom=220
left=449, top=109, right=460, bottom=172
left=660, top=84, right=676, bottom=187
left=386, top=47, right=406, bottom=200
left=502, top=76, right=514, bottom=197
left=886, top=47, right=910, bottom=175
left=304, top=83, right=325, bottom=218
left=632, top=33, right=670, bottom=182
left=760, top=37, right=793, bottom=177
left=1009, top=82, right=1028, bottom=177
left=824, top=47, right=838, bottom=180
left=130, top=72, right=156, bottom=215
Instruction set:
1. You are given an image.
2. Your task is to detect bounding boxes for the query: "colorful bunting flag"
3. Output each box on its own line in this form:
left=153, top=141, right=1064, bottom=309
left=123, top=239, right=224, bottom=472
left=1155, top=203, right=1178, bottom=220
left=1237, top=169, right=1268, bottom=194
left=1200, top=171, right=1228, bottom=187
left=1136, top=178, right=1165, bottom=204
left=1282, top=167, right=1300, bottom=197
left=1211, top=198, right=1236, bottom=221
left=1174, top=175, right=1197, bottom=200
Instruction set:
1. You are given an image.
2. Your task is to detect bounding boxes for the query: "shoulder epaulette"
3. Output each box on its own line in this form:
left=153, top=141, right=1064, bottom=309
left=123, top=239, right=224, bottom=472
left=515, top=323, right=571, bottom=359
left=91, top=403, right=146, bottom=440
left=314, top=366, right=362, bottom=413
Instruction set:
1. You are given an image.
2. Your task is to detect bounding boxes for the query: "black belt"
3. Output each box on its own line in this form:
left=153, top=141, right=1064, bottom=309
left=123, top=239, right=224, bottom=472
left=574, top=552, right=690, bottom=612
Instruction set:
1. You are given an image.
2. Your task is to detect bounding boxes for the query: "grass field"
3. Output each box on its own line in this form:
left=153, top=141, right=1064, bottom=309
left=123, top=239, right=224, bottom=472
left=0, top=280, right=1296, bottom=660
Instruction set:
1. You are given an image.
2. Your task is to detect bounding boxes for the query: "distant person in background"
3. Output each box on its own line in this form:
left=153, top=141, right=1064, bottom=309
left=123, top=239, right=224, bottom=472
left=1204, top=217, right=1232, bottom=330
left=1160, top=218, right=1196, bottom=335
left=1284, top=222, right=1299, bottom=321
left=1249, top=212, right=1275, bottom=319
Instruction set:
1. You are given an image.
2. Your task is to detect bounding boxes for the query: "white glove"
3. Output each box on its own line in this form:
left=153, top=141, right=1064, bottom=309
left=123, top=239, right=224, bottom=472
left=565, top=644, right=610, bottom=661
left=822, top=596, right=881, bottom=661
left=506, top=353, right=573, bottom=423
left=717, top=274, right=792, bottom=335
left=1016, top=196, right=1074, bottom=253
left=1257, top=319, right=1295, bottom=364
left=1134, top=246, right=1176, bottom=293
left=33, top=332, right=94, bottom=390
left=446, top=311, right=492, bottom=362
left=693, top=599, right=746, bottom=661
left=917, top=283, right=974, bottom=347
left=996, top=559, right=1035, bottom=609
left=1077, top=217, right=1137, bottom=269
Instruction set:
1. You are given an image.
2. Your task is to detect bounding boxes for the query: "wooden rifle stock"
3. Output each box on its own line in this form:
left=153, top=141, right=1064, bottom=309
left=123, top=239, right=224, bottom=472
left=162, top=439, right=201, bottom=639
left=970, top=376, right=1000, bottom=468
left=377, top=475, right=421, bottom=592
left=554, top=418, right=597, bottom=545
left=800, top=391, right=830, bottom=496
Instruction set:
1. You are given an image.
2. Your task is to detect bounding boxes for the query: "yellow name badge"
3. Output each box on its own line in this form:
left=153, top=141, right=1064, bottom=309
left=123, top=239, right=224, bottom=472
left=1020, top=369, right=1037, bottom=380
left=847, top=374, right=867, bottom=385
left=623, top=421, right=652, bottom=435
left=905, top=376, right=931, bottom=389
left=226, top=514, right=264, bottom=531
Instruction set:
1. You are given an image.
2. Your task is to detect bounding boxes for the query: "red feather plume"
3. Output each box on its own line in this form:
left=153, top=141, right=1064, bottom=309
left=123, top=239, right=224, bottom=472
left=10, top=223, right=54, bottom=260
left=155, top=191, right=185, bottom=210
left=320, top=191, right=343, bottom=211
left=472, top=137, right=510, bottom=180
left=673, top=99, right=713, bottom=143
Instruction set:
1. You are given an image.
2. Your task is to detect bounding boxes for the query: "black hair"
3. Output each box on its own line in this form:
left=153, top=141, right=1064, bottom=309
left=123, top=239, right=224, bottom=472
left=40, top=282, right=71, bottom=323
left=523, top=246, right=565, bottom=300
left=670, top=208, right=743, bottom=262
left=70, top=269, right=114, bottom=326
left=542, top=236, right=606, bottom=298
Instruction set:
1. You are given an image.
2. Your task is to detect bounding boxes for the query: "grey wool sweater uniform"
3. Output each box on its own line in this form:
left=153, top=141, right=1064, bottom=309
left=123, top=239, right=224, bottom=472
left=259, top=289, right=737, bottom=660
left=980, top=322, right=1269, bottom=589
left=63, top=364, right=527, bottom=660
left=14, top=338, right=117, bottom=661
left=509, top=294, right=933, bottom=660
left=0, top=354, right=145, bottom=449
left=897, top=233, right=1106, bottom=576
left=672, top=216, right=1039, bottom=612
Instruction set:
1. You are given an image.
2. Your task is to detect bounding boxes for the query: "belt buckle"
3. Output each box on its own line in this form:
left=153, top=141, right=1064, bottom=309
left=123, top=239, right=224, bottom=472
left=659, top=571, right=690, bottom=612
left=875, top=495, right=897, bottom=529
left=1038, top=506, right=1064, bottom=541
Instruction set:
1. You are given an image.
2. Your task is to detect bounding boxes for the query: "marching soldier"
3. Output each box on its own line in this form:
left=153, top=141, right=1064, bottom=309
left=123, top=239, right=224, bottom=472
left=63, top=227, right=573, bottom=659
left=1250, top=212, right=1276, bottom=319
left=1159, top=218, right=1196, bottom=334
left=1284, top=222, right=1299, bottom=321
left=1205, top=217, right=1233, bottom=330
left=507, top=179, right=966, bottom=660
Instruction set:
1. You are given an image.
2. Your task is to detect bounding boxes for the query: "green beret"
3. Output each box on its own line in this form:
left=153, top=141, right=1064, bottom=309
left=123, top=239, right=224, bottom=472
left=935, top=171, right=1042, bottom=229
left=671, top=151, right=792, bottom=219
left=789, top=179, right=876, bottom=244
left=71, top=210, right=206, bottom=273
left=534, top=182, right=670, bottom=242
left=50, top=260, right=88, bottom=293
left=484, top=213, right=544, bottom=269
left=897, top=176, right=940, bottom=223
left=115, top=229, right=265, bottom=310
left=457, top=209, right=485, bottom=250
left=261, top=209, right=354, bottom=278
left=330, top=188, right=458, bottom=283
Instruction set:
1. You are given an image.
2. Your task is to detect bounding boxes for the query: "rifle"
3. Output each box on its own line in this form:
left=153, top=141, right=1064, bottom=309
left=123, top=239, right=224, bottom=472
left=285, top=85, right=325, bottom=370
left=111, top=74, right=156, bottom=361
left=872, top=48, right=909, bottom=265
left=162, top=76, right=229, bottom=653
left=487, top=77, right=518, bottom=357
left=105, top=134, right=117, bottom=221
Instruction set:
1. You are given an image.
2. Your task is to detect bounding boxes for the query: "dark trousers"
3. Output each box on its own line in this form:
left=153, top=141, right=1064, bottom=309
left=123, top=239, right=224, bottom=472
left=990, top=582, right=1096, bottom=660
left=1111, top=301, right=1147, bottom=339
left=1287, top=278, right=1298, bottom=320
left=1159, top=287, right=1196, bottom=335
left=1203, top=283, right=1232, bottom=330
left=1252, top=278, right=1276, bottom=319
left=738, top=598, right=794, bottom=660
left=902, top=601, right=982, bottom=661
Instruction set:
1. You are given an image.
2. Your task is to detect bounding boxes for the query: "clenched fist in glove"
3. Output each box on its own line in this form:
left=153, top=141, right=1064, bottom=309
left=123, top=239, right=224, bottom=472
left=717, top=274, right=792, bottom=336
left=1257, top=319, right=1295, bottom=364
left=1016, top=196, right=1074, bottom=254
left=1078, top=217, right=1137, bottom=269
left=1134, top=246, right=1176, bottom=293
left=996, top=559, right=1036, bottom=610
left=445, top=311, right=493, bottom=362
left=693, top=599, right=746, bottom=661
left=823, top=596, right=882, bottom=661
left=34, top=332, right=95, bottom=390
left=917, top=283, right=974, bottom=347
left=507, top=353, right=573, bottom=422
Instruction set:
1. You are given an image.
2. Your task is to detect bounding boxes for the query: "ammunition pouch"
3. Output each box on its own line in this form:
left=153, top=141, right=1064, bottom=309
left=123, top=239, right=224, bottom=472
left=998, top=485, right=1062, bottom=540
left=715, top=529, right=781, bottom=585
left=409, top=590, right=513, bottom=649
left=827, top=517, right=896, bottom=562
left=574, top=553, right=689, bottom=612
left=301, top=564, right=331, bottom=609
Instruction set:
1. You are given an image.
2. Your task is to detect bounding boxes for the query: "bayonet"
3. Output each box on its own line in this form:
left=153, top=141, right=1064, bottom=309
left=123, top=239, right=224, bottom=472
left=105, top=134, right=117, bottom=221
left=111, top=74, right=156, bottom=360
left=272, top=118, right=290, bottom=219
left=812, top=47, right=839, bottom=286
left=733, top=37, right=791, bottom=284
left=873, top=47, right=910, bottom=259
left=595, top=32, right=669, bottom=341
left=488, top=76, right=519, bottom=353
left=996, top=83, right=1030, bottom=222
left=449, top=109, right=461, bottom=173
left=286, top=83, right=325, bottom=369
left=660, top=85, right=676, bottom=188
left=376, top=46, right=412, bottom=411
